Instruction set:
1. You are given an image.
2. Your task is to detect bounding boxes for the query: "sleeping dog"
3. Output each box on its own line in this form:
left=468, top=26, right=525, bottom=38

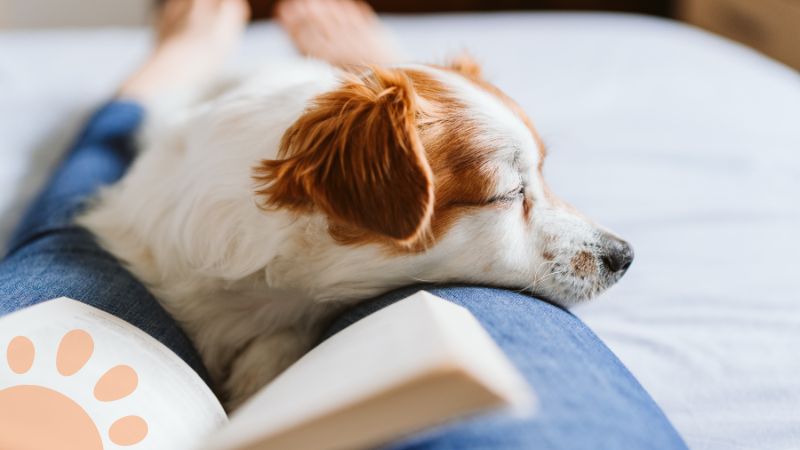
left=80, top=56, right=633, bottom=408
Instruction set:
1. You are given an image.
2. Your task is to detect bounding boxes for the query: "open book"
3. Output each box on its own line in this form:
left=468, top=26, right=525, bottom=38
left=0, top=291, right=534, bottom=450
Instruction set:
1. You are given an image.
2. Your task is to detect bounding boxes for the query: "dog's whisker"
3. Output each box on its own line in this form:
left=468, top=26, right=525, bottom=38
left=529, top=268, right=569, bottom=289
left=525, top=260, right=560, bottom=292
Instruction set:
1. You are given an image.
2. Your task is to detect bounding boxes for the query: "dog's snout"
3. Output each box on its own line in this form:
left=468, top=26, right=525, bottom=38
left=599, top=234, right=634, bottom=274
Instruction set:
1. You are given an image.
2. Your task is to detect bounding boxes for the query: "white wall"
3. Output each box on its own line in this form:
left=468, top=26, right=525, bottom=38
left=0, top=0, right=150, bottom=28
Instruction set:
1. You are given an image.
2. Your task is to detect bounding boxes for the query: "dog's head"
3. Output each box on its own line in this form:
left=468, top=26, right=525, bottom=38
left=254, top=58, right=632, bottom=307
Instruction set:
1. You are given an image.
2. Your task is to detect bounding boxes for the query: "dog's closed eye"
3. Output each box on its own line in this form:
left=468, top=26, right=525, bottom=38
left=487, top=184, right=525, bottom=204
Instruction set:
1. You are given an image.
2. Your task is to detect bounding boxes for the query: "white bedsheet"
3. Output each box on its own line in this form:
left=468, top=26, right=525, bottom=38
left=1, top=13, right=799, bottom=450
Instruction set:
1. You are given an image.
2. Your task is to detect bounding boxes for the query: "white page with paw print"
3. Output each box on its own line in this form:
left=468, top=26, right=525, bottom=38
left=0, top=297, right=226, bottom=450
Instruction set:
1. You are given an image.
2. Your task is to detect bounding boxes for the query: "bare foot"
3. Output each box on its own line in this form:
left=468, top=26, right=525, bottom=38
left=119, top=0, right=251, bottom=102
left=275, top=0, right=401, bottom=66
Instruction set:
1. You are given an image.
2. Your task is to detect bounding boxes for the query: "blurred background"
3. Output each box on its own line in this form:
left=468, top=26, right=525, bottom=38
left=1, top=0, right=798, bottom=70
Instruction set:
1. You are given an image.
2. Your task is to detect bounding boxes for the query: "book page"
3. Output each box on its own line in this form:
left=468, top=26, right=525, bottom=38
left=0, top=298, right=226, bottom=450
left=204, top=290, right=534, bottom=450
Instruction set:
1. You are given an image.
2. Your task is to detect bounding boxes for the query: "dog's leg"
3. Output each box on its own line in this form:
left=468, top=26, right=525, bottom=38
left=223, top=329, right=315, bottom=411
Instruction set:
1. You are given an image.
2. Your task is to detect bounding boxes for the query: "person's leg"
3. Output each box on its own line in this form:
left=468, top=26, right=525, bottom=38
left=276, top=0, right=402, bottom=66
left=323, top=286, right=688, bottom=450
left=0, top=0, right=249, bottom=379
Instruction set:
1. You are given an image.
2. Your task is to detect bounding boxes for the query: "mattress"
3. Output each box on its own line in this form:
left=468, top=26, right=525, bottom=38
left=2, top=13, right=799, bottom=450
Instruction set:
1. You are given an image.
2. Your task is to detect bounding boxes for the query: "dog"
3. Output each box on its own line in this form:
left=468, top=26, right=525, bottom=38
left=79, top=56, right=633, bottom=409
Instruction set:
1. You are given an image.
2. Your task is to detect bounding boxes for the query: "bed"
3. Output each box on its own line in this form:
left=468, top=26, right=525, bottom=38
left=1, top=12, right=799, bottom=450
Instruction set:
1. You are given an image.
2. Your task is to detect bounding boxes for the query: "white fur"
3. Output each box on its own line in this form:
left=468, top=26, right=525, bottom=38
left=79, top=60, right=627, bottom=408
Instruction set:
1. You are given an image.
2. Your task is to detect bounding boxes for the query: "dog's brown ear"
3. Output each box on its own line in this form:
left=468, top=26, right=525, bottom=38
left=254, top=67, right=433, bottom=244
left=449, top=53, right=482, bottom=79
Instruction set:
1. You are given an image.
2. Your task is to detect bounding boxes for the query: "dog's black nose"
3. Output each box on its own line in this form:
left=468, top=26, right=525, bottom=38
left=599, top=234, right=634, bottom=274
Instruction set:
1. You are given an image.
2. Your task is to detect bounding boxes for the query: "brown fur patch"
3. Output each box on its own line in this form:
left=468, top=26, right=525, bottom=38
left=253, top=67, right=434, bottom=245
left=448, top=53, right=483, bottom=79
left=571, top=251, right=596, bottom=277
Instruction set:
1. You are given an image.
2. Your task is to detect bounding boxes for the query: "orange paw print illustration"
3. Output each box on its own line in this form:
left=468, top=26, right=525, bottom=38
left=0, top=330, right=148, bottom=449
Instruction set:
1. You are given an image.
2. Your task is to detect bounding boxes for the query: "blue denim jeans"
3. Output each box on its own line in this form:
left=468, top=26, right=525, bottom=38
left=0, top=101, right=687, bottom=449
